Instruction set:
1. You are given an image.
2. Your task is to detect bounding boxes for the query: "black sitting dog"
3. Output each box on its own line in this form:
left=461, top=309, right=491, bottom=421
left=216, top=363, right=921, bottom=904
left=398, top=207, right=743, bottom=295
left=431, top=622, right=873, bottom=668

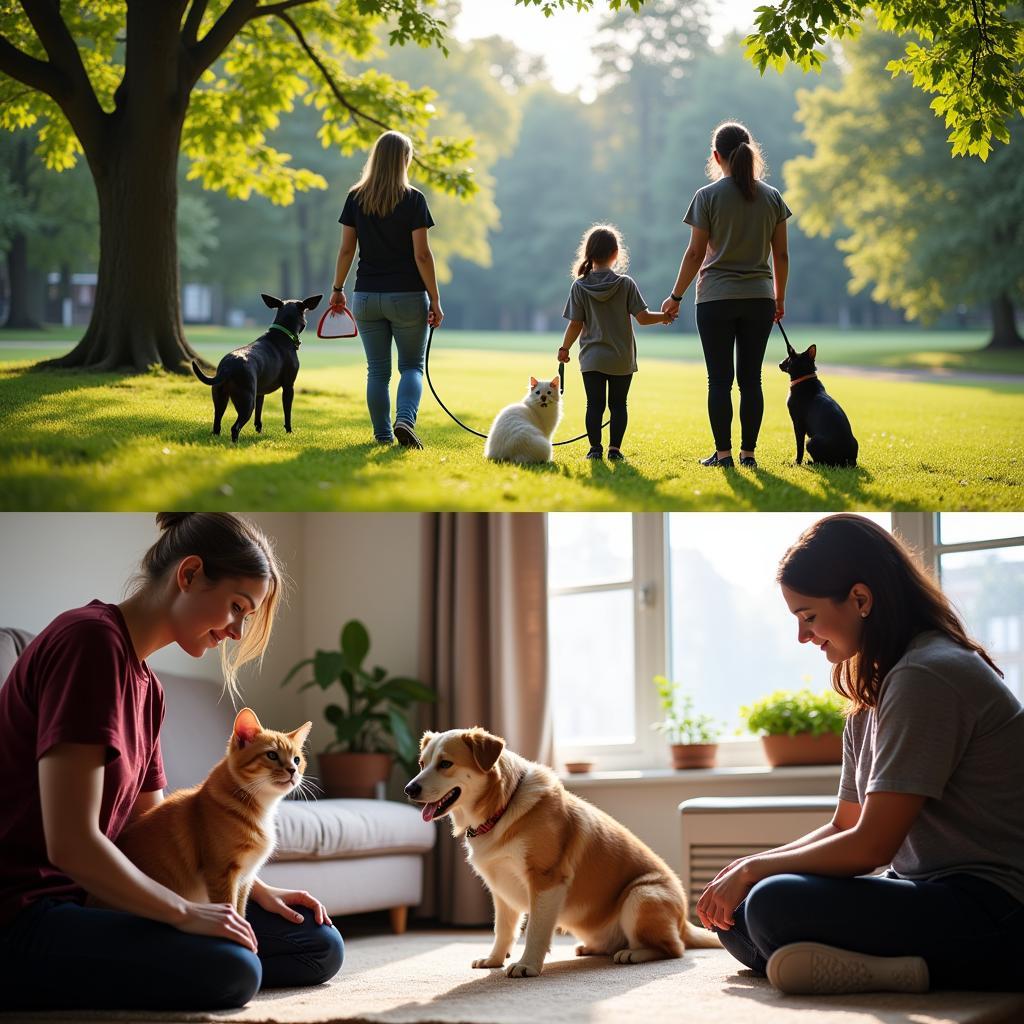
left=192, top=293, right=322, bottom=442
left=779, top=337, right=859, bottom=467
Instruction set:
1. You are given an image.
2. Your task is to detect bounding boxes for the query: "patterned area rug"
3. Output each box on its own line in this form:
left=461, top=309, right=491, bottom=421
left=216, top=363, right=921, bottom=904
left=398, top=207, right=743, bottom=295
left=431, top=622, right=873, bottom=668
left=4, top=931, right=1023, bottom=1024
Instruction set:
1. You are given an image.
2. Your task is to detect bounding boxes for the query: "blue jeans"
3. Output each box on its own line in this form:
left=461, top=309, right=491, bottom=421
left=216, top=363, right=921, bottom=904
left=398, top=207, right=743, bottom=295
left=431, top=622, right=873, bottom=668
left=717, top=872, right=1024, bottom=991
left=0, top=899, right=344, bottom=1010
left=353, top=290, right=429, bottom=442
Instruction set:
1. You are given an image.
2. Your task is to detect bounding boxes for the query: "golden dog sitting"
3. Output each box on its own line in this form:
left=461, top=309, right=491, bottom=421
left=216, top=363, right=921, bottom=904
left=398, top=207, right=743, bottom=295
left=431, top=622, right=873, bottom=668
left=406, top=727, right=721, bottom=978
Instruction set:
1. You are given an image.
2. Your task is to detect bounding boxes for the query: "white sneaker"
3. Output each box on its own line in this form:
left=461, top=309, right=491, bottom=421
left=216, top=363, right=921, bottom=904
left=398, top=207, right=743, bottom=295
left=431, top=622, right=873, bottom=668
left=766, top=942, right=929, bottom=995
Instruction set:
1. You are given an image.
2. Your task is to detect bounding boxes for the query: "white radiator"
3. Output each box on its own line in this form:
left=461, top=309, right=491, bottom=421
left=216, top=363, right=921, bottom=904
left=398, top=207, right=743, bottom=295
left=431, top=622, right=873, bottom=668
left=679, top=796, right=837, bottom=922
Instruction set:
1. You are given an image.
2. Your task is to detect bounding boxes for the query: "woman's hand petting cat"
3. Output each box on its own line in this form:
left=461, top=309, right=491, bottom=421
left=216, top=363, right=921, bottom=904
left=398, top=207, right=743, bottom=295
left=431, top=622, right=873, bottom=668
left=179, top=901, right=258, bottom=952
left=252, top=881, right=333, bottom=926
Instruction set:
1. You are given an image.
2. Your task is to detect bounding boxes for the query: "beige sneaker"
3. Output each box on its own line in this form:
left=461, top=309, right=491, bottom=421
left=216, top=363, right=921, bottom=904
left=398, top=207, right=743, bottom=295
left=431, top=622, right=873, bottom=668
left=766, top=942, right=929, bottom=995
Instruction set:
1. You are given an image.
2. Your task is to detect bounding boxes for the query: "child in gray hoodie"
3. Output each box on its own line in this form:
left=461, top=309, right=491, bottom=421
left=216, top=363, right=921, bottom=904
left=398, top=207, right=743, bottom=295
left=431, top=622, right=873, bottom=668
left=559, top=224, right=674, bottom=460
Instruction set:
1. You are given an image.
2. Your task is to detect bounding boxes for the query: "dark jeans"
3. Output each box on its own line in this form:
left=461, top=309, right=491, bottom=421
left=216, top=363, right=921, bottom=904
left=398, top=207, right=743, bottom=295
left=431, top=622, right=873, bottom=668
left=582, top=371, right=633, bottom=449
left=695, top=297, right=775, bottom=452
left=718, top=872, right=1024, bottom=991
left=0, top=899, right=344, bottom=1010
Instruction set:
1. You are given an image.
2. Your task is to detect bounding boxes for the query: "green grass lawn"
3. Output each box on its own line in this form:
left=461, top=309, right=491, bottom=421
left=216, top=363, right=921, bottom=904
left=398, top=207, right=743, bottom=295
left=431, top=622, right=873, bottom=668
left=3, top=323, right=1024, bottom=375
left=1, top=341, right=1021, bottom=511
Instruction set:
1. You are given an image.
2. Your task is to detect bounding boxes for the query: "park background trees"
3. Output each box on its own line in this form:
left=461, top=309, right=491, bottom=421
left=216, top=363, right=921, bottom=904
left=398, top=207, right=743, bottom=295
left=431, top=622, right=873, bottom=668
left=2, top=0, right=1022, bottom=361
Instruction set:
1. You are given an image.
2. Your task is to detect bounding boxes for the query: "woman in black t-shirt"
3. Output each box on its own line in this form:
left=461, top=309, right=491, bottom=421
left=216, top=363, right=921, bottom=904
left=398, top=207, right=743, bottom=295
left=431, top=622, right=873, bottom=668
left=330, top=131, right=443, bottom=449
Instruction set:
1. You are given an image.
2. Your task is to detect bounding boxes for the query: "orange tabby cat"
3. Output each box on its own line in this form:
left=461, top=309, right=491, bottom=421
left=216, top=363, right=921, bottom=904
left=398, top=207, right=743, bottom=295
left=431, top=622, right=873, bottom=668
left=117, top=707, right=312, bottom=916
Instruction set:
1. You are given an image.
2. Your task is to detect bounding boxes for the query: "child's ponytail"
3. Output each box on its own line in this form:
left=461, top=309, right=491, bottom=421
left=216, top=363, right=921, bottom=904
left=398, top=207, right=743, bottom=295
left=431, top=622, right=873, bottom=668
left=571, top=224, right=628, bottom=279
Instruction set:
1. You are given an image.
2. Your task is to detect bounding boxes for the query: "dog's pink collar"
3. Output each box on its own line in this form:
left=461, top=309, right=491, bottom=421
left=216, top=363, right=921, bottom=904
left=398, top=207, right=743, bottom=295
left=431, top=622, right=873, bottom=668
left=789, top=373, right=818, bottom=388
left=466, top=772, right=525, bottom=839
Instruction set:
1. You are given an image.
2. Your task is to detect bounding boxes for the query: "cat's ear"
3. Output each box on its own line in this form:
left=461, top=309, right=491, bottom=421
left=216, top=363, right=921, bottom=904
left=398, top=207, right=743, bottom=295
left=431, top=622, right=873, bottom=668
left=289, top=721, right=313, bottom=747
left=233, top=707, right=262, bottom=747
left=529, top=376, right=538, bottom=388
left=550, top=375, right=560, bottom=388
left=806, top=344, right=817, bottom=360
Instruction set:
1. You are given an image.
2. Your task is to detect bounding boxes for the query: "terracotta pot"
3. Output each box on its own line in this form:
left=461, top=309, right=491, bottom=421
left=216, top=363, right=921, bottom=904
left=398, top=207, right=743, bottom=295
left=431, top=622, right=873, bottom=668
left=761, top=733, right=843, bottom=767
left=669, top=743, right=718, bottom=770
left=318, top=751, right=393, bottom=798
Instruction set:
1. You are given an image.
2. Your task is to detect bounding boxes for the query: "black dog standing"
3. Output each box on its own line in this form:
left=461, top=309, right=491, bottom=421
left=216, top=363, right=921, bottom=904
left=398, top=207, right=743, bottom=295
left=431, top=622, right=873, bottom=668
left=778, top=333, right=859, bottom=467
left=192, top=293, right=322, bottom=442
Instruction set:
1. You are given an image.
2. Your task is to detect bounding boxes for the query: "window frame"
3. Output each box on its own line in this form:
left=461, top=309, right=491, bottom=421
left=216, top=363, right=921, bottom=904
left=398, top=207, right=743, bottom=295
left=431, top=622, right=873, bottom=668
left=548, top=512, right=1024, bottom=771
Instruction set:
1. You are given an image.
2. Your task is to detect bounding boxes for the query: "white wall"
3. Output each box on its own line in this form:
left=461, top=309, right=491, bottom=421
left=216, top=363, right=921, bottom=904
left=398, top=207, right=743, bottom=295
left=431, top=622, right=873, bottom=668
left=0, top=513, right=424, bottom=746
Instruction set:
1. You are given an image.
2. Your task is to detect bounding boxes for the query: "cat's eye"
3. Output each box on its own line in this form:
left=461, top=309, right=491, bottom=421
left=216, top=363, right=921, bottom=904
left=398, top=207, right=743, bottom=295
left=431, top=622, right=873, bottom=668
left=266, top=751, right=280, bottom=761
left=534, top=390, right=539, bottom=395
left=438, top=759, right=453, bottom=769
left=293, top=756, right=300, bottom=765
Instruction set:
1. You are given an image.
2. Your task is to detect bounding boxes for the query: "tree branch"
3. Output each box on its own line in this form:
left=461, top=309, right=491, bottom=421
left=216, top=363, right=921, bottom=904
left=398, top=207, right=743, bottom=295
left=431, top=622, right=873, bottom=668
left=182, top=0, right=210, bottom=47
left=276, top=10, right=444, bottom=179
left=0, top=33, right=64, bottom=97
left=18, top=0, right=100, bottom=107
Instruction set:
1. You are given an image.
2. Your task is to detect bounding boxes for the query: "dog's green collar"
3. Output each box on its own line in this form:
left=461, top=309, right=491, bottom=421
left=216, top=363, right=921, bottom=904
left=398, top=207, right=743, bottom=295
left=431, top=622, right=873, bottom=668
left=269, top=322, right=300, bottom=347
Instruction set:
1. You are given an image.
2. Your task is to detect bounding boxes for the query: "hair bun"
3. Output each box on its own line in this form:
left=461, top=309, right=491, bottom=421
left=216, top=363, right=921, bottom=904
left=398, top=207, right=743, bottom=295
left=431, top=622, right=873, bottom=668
left=155, top=512, right=194, bottom=533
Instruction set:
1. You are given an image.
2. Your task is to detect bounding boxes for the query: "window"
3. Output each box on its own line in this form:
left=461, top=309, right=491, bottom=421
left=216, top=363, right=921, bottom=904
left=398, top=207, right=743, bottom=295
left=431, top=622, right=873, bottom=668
left=935, top=515, right=1024, bottom=700
left=547, top=513, right=892, bottom=769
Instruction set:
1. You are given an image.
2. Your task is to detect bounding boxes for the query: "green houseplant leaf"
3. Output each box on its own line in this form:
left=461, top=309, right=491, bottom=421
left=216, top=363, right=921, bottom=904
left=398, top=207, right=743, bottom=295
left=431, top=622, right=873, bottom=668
left=650, top=675, right=721, bottom=746
left=739, top=688, right=847, bottom=737
left=282, top=618, right=437, bottom=770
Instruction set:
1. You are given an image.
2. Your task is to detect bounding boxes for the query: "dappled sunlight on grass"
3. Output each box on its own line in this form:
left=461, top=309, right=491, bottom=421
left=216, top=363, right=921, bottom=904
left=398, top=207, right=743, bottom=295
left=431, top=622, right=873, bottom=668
left=0, top=351, right=1022, bottom=510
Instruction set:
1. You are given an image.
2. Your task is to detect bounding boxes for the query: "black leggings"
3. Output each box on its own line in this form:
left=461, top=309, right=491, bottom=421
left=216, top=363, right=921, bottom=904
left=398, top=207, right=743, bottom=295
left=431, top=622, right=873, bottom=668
left=582, top=371, right=633, bottom=449
left=695, top=298, right=776, bottom=452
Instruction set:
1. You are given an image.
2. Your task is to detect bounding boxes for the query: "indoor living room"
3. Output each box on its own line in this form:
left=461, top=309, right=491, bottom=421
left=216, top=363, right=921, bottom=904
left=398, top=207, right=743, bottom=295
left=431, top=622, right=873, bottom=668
left=0, top=511, right=1022, bottom=1024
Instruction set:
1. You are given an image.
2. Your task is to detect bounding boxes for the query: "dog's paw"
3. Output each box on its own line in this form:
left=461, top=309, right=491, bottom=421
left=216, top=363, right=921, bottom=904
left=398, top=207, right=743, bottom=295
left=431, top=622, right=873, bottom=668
left=575, top=944, right=601, bottom=957
left=506, top=961, right=541, bottom=978
left=613, top=948, right=663, bottom=964
left=285, top=426, right=293, bottom=433
left=471, top=956, right=507, bottom=969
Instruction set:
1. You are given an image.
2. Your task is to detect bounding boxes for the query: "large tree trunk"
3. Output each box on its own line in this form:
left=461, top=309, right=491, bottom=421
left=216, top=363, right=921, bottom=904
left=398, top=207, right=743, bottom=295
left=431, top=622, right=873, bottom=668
left=4, top=232, right=42, bottom=330
left=986, top=292, right=1023, bottom=349
left=39, top=2, right=204, bottom=374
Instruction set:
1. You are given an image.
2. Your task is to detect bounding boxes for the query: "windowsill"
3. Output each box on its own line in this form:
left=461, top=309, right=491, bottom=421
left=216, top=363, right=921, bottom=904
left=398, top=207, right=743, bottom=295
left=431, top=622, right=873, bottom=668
left=559, top=764, right=842, bottom=788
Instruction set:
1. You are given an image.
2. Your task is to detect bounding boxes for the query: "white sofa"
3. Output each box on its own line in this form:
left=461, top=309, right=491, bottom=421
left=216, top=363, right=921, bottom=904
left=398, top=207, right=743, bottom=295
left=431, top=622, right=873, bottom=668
left=0, top=627, right=435, bottom=933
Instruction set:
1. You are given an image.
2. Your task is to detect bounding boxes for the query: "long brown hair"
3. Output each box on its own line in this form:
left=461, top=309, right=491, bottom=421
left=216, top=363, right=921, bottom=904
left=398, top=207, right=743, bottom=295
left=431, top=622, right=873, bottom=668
left=707, top=121, right=765, bottom=202
left=572, top=223, right=629, bottom=278
left=131, top=513, right=286, bottom=700
left=351, top=130, right=413, bottom=217
left=777, top=514, right=1002, bottom=711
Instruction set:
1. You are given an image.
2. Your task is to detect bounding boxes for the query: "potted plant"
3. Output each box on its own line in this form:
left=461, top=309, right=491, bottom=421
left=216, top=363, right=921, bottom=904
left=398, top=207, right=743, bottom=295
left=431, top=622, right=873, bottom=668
left=281, top=619, right=437, bottom=798
left=652, top=675, right=721, bottom=769
left=739, top=688, right=846, bottom=767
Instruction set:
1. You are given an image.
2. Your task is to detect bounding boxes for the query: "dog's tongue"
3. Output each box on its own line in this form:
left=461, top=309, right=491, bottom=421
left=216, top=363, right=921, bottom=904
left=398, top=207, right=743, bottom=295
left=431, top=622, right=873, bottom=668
left=421, top=800, right=440, bottom=823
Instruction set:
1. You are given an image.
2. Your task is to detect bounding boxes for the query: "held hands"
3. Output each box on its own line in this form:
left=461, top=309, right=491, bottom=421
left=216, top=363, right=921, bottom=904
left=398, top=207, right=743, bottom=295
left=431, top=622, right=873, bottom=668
left=252, top=882, right=332, bottom=927
left=661, top=297, right=681, bottom=322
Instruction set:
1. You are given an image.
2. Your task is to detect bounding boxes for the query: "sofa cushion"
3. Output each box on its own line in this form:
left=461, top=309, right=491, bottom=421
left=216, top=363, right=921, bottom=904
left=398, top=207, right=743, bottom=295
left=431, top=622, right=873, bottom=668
left=0, top=627, right=34, bottom=685
left=274, top=798, right=435, bottom=862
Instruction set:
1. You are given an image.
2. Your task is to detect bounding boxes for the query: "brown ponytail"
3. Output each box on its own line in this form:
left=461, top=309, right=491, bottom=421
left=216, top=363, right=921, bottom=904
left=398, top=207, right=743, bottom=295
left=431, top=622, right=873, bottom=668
left=777, top=514, right=1002, bottom=712
left=133, top=513, right=287, bottom=700
left=707, top=122, right=765, bottom=202
left=571, top=223, right=629, bottom=279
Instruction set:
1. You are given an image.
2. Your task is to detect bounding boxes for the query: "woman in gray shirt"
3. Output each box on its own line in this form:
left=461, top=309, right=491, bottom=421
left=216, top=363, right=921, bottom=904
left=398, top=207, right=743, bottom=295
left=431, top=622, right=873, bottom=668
left=662, top=122, right=791, bottom=469
left=698, top=514, right=1024, bottom=996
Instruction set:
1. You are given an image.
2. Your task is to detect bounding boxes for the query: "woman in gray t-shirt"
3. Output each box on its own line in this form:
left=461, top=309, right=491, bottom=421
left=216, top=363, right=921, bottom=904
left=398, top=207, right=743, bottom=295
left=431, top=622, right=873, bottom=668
left=662, top=122, right=791, bottom=469
left=697, top=514, right=1024, bottom=996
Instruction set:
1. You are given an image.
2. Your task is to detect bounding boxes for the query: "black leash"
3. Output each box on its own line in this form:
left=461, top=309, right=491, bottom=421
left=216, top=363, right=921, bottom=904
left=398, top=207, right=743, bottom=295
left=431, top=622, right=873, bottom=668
left=775, top=319, right=793, bottom=349
left=423, top=326, right=607, bottom=446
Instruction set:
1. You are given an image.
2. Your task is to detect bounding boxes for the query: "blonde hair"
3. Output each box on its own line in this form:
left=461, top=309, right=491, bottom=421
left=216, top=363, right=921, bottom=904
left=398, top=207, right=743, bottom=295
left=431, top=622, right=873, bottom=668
left=706, top=121, right=766, bottom=202
left=132, top=513, right=287, bottom=702
left=571, top=223, right=629, bottom=279
left=351, top=130, right=414, bottom=217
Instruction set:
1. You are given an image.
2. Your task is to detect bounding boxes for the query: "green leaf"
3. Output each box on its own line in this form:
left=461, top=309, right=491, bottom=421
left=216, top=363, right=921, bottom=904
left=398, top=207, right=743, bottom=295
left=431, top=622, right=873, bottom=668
left=388, top=708, right=417, bottom=764
left=314, top=649, right=345, bottom=689
left=385, top=677, right=438, bottom=702
left=340, top=620, right=370, bottom=669
left=280, top=657, right=314, bottom=688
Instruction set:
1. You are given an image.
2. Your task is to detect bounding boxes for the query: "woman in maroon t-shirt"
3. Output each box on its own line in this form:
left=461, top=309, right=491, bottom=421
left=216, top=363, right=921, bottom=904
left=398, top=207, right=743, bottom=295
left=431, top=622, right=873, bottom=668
left=0, top=513, right=343, bottom=1011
